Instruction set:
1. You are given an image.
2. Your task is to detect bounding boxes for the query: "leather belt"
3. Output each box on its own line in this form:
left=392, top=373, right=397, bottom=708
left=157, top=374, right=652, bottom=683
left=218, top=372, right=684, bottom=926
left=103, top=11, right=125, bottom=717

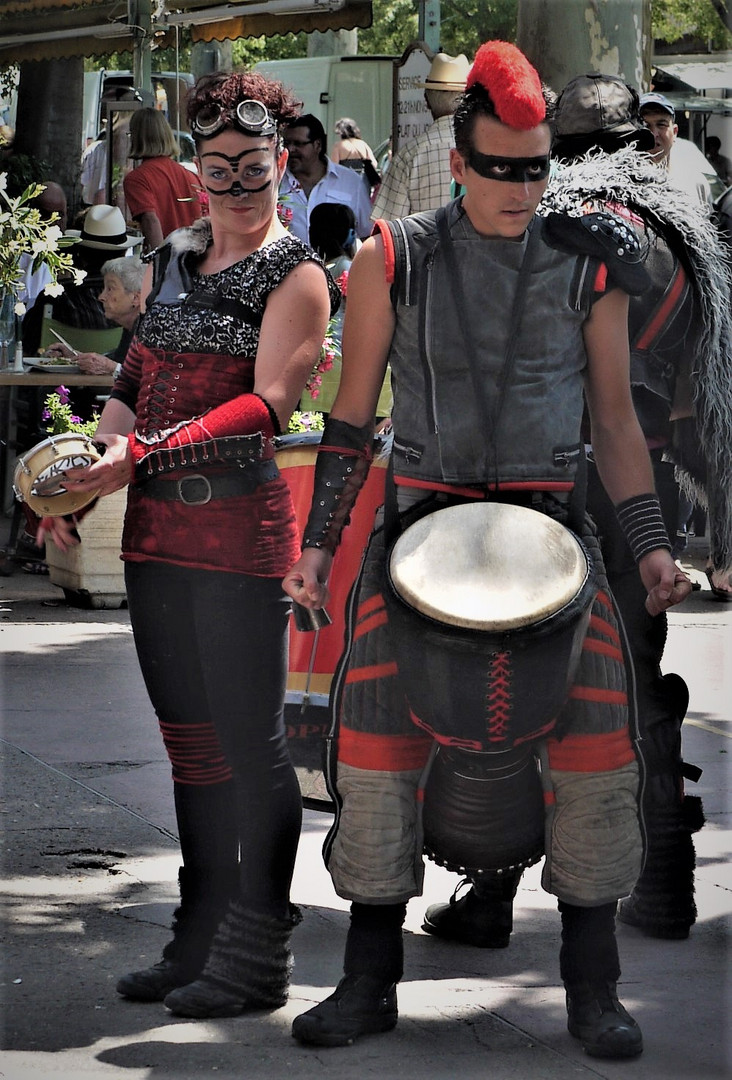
left=140, top=460, right=279, bottom=505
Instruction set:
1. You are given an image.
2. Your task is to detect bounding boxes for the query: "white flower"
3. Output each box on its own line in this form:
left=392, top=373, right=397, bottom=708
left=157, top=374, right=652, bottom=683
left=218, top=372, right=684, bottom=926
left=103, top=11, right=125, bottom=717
left=14, top=300, right=26, bottom=317
left=0, top=173, right=76, bottom=300
left=72, top=268, right=87, bottom=285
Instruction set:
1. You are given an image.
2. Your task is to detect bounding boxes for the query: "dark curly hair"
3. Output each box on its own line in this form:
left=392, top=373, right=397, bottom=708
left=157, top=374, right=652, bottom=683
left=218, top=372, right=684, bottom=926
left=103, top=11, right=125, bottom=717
left=453, top=83, right=556, bottom=158
left=187, top=71, right=302, bottom=145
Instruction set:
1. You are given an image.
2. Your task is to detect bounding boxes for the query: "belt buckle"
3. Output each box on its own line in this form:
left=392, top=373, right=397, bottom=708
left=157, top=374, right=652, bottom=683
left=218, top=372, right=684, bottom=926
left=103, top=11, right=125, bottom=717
left=177, top=473, right=212, bottom=505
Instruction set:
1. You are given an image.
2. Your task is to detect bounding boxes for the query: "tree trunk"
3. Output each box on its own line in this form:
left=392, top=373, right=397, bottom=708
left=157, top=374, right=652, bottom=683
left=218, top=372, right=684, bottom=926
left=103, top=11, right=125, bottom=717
left=14, top=58, right=84, bottom=221
left=517, top=0, right=652, bottom=96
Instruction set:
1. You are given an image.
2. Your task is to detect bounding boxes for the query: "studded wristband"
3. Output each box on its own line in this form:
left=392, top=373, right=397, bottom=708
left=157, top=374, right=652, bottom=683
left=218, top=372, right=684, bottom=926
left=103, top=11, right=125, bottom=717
left=302, top=418, right=374, bottom=555
left=615, top=493, right=672, bottom=563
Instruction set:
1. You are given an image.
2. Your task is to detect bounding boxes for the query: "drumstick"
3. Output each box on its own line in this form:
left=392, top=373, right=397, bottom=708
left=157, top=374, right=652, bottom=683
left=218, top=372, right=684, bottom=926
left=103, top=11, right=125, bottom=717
left=292, top=601, right=332, bottom=632
left=48, top=328, right=80, bottom=357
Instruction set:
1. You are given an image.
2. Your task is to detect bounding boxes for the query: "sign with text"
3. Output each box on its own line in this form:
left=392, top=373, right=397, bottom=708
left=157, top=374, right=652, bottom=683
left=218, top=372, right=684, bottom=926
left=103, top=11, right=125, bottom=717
left=392, top=41, right=434, bottom=152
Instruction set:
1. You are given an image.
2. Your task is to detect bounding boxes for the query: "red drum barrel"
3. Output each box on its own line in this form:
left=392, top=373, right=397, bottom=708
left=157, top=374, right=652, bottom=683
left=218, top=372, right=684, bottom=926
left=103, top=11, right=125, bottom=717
left=277, top=431, right=387, bottom=809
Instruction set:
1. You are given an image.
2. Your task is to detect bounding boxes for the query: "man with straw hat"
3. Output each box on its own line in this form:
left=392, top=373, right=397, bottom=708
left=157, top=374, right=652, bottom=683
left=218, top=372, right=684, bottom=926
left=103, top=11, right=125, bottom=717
left=371, top=52, right=470, bottom=220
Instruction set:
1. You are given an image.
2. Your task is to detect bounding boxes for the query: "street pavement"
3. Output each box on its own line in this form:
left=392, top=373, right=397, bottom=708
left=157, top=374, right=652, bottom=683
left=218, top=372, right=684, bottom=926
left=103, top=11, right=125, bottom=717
left=1, top=537, right=730, bottom=1080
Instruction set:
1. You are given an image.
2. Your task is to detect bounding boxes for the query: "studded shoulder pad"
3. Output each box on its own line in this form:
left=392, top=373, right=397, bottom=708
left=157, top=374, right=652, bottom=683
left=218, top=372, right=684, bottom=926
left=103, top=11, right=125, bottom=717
left=543, top=210, right=650, bottom=296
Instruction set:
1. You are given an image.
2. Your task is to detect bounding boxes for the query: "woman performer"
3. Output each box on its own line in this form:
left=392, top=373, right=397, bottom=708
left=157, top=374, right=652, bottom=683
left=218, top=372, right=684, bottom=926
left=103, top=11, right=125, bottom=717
left=39, top=69, right=340, bottom=1019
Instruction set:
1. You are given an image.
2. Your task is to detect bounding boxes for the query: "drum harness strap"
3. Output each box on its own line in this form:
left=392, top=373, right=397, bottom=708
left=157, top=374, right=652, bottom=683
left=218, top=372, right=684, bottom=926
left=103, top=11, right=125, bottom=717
left=384, top=210, right=587, bottom=547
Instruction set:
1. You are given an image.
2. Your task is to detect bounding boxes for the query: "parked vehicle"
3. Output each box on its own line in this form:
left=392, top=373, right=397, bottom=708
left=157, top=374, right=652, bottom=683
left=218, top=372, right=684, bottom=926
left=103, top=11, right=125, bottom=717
left=253, top=56, right=395, bottom=154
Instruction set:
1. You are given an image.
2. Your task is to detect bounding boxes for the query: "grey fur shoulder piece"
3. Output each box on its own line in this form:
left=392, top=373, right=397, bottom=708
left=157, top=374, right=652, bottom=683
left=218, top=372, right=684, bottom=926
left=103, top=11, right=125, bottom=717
left=544, top=147, right=732, bottom=574
left=167, top=217, right=213, bottom=257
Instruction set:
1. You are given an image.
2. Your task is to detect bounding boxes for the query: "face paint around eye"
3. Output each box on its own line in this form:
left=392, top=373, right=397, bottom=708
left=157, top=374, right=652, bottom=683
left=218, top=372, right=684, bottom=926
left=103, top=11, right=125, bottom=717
left=466, top=149, right=550, bottom=183
left=204, top=177, right=272, bottom=198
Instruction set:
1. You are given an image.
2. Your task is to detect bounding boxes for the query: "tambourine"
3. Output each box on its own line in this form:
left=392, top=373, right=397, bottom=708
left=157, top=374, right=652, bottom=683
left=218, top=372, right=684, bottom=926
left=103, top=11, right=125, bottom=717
left=13, top=433, right=102, bottom=516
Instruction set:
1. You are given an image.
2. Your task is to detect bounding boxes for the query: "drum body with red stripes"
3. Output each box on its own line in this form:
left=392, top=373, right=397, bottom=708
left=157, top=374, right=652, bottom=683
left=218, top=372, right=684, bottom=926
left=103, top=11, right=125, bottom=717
left=386, top=502, right=597, bottom=748
left=385, top=501, right=598, bottom=876
left=276, top=432, right=387, bottom=809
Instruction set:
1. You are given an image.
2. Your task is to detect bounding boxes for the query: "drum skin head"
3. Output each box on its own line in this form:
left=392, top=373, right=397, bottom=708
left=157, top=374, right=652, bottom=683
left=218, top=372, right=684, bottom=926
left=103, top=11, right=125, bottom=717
left=13, top=435, right=102, bottom=516
left=389, top=502, right=589, bottom=631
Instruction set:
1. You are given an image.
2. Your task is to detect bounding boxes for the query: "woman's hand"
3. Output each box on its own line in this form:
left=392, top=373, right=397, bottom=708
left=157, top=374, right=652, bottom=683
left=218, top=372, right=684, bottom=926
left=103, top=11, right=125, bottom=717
left=61, top=432, right=133, bottom=498
left=76, top=352, right=117, bottom=376
left=282, top=548, right=333, bottom=610
left=639, top=549, right=693, bottom=616
left=36, top=514, right=81, bottom=553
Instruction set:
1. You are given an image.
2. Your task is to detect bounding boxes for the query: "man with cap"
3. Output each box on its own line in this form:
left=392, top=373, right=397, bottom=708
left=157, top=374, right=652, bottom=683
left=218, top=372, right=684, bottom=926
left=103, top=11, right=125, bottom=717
left=371, top=52, right=470, bottom=220
left=423, top=73, right=732, bottom=949
left=639, top=91, right=713, bottom=205
left=284, top=42, right=692, bottom=1059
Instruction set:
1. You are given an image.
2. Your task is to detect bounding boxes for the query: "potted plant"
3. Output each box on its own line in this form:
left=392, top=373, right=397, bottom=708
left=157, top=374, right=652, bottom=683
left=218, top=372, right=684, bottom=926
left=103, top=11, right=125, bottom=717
left=40, top=386, right=128, bottom=609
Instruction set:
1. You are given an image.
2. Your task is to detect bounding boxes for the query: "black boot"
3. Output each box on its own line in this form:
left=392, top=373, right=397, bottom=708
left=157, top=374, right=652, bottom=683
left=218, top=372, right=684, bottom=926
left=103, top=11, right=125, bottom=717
left=422, top=871, right=521, bottom=948
left=566, top=981, right=643, bottom=1059
left=116, top=866, right=236, bottom=1002
left=291, top=901, right=404, bottom=1047
left=618, top=673, right=704, bottom=939
left=164, top=902, right=301, bottom=1018
left=292, top=975, right=398, bottom=1047
left=560, top=900, right=642, bottom=1059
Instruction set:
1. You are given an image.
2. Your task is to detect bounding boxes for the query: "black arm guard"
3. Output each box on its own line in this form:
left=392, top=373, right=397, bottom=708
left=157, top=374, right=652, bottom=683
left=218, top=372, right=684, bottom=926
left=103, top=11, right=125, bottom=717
left=302, top=417, right=374, bottom=556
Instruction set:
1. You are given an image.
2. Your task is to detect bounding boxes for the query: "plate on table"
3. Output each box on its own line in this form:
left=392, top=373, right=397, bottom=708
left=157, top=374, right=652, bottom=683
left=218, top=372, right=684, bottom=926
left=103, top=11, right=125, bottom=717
left=24, top=358, right=81, bottom=375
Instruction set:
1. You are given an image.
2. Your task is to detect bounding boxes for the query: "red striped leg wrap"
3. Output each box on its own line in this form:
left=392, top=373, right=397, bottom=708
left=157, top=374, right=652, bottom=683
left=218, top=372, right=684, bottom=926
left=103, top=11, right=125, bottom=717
left=159, top=720, right=233, bottom=785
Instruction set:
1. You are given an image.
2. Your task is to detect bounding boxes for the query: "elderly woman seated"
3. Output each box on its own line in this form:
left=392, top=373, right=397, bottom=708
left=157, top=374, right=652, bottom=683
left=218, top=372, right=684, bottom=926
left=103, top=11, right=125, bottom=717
left=45, top=256, right=145, bottom=376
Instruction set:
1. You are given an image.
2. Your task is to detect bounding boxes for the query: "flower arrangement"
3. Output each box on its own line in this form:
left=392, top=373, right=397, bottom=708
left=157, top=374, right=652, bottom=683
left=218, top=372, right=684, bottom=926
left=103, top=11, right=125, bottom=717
left=0, top=173, right=82, bottom=316
left=42, top=386, right=100, bottom=439
left=304, top=322, right=338, bottom=400
left=287, top=410, right=325, bottom=434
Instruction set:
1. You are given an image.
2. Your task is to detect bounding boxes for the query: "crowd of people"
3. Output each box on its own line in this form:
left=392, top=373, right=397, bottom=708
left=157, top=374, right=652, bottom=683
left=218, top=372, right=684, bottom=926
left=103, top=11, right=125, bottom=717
left=8, top=32, right=731, bottom=1070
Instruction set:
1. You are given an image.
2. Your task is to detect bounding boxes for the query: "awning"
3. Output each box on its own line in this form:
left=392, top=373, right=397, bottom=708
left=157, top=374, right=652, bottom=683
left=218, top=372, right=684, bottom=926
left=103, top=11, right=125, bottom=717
left=652, top=52, right=731, bottom=92
left=0, top=0, right=372, bottom=66
left=189, top=1, right=373, bottom=44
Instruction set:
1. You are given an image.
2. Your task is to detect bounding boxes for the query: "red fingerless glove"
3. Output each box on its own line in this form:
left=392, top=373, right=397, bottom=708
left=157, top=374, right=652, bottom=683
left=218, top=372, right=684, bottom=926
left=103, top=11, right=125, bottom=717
left=127, top=392, right=278, bottom=465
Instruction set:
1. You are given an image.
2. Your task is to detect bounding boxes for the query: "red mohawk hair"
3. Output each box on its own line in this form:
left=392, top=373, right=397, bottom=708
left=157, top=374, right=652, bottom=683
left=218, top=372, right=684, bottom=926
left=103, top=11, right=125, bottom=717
left=466, top=41, right=546, bottom=130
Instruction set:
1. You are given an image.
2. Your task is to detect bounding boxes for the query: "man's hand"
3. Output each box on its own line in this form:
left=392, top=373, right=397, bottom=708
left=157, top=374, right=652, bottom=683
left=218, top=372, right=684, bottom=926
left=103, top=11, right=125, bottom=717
left=282, top=547, right=333, bottom=610
left=639, top=548, right=693, bottom=615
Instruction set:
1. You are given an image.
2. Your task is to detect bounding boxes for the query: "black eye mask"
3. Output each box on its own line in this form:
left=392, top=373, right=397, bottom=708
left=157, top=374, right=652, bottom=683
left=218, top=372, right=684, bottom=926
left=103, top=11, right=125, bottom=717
left=466, top=150, right=550, bottom=183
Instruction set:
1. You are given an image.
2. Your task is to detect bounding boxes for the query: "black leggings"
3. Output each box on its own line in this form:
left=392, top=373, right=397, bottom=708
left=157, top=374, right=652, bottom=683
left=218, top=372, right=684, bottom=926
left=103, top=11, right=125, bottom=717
left=125, top=561, right=302, bottom=917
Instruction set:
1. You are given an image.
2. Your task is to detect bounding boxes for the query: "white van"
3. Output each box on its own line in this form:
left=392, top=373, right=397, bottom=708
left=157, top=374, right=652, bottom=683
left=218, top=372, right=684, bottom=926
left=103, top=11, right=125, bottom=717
left=253, top=56, right=394, bottom=157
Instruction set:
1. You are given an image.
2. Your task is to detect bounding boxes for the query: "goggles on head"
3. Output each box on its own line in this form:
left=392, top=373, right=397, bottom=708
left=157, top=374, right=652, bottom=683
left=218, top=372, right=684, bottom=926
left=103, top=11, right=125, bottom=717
left=191, top=98, right=278, bottom=139
left=466, top=149, right=550, bottom=183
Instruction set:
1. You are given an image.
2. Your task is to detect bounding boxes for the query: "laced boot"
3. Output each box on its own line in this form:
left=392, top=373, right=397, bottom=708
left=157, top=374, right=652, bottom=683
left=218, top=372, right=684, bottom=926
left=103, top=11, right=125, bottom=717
left=565, top=981, right=643, bottom=1059
left=292, top=974, right=398, bottom=1047
left=422, top=871, right=521, bottom=948
left=164, top=901, right=301, bottom=1018
left=116, top=867, right=234, bottom=1002
left=618, top=674, right=704, bottom=940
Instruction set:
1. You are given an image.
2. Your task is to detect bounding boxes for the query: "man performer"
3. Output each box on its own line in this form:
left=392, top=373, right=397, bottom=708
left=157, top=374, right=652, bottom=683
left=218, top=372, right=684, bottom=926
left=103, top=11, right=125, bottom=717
left=371, top=52, right=470, bottom=220
left=423, top=74, right=732, bottom=950
left=283, top=42, right=690, bottom=1060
